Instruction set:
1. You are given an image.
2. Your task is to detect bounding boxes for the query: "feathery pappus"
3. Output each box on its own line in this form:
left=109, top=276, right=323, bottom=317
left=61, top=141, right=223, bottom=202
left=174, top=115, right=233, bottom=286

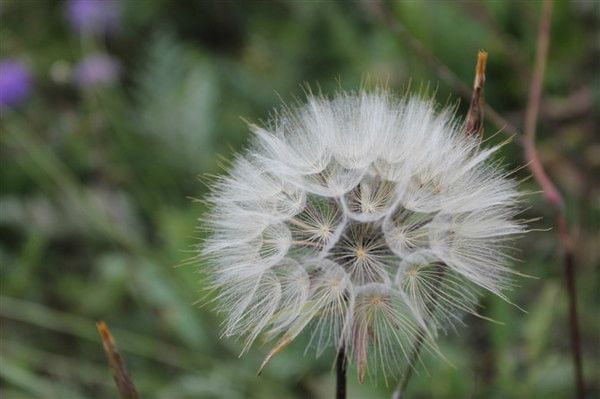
left=201, top=89, right=525, bottom=382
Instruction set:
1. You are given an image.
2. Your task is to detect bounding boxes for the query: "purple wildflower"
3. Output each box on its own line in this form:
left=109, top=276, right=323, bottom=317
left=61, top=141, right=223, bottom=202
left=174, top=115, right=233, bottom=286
left=66, top=0, right=120, bottom=35
left=0, top=59, right=32, bottom=109
left=74, top=54, right=120, bottom=89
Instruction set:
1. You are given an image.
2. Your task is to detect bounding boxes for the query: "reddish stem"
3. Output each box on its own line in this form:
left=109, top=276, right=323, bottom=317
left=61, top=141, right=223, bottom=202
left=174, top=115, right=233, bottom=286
left=523, top=1, right=584, bottom=397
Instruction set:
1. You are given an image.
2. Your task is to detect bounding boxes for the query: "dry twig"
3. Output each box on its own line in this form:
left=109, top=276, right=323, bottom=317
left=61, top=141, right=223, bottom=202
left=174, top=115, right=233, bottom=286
left=97, top=321, right=140, bottom=399
left=465, top=50, right=488, bottom=139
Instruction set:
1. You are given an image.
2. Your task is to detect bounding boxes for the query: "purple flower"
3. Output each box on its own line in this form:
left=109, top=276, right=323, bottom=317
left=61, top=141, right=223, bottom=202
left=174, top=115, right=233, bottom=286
left=74, top=53, right=120, bottom=89
left=0, top=59, right=32, bottom=109
left=66, top=0, right=120, bottom=35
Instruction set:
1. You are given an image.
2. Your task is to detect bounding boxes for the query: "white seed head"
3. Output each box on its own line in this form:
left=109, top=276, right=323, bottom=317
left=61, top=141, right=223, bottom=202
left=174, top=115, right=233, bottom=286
left=202, top=89, right=525, bottom=381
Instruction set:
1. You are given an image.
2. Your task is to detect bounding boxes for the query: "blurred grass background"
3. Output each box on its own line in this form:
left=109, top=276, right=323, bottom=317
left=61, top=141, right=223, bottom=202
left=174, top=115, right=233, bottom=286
left=1, top=0, right=599, bottom=398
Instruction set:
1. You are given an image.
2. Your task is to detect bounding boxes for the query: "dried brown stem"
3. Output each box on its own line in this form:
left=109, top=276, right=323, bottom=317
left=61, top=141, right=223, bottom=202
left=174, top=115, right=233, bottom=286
left=465, top=50, right=488, bottom=139
left=523, top=0, right=562, bottom=209
left=523, top=1, right=584, bottom=397
left=97, top=321, right=140, bottom=399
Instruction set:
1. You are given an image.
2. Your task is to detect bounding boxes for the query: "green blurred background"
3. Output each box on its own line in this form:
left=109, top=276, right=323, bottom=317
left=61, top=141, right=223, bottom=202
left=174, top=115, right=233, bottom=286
left=1, top=0, right=598, bottom=398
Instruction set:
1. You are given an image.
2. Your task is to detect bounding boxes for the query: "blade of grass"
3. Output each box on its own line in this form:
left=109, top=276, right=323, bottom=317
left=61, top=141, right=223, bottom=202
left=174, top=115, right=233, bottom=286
left=0, top=295, right=208, bottom=370
left=2, top=122, right=139, bottom=250
left=0, top=355, right=74, bottom=398
left=1, top=338, right=112, bottom=388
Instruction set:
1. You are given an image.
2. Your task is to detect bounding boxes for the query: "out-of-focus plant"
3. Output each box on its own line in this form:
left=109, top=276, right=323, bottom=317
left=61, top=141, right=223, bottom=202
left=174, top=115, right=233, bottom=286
left=135, top=33, right=217, bottom=173
left=65, top=0, right=120, bottom=37
left=74, top=53, right=121, bottom=90
left=0, top=59, right=31, bottom=110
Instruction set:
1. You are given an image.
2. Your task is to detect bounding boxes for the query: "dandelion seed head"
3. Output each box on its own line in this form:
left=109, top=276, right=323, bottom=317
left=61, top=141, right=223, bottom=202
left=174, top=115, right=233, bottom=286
left=202, top=89, right=524, bottom=381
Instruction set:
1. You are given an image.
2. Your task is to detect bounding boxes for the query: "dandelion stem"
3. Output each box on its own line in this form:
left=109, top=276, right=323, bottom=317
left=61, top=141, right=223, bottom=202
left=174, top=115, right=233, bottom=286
left=336, top=344, right=347, bottom=399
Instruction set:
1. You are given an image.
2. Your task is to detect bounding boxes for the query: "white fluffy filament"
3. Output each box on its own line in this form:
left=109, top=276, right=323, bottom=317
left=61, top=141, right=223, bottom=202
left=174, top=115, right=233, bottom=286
left=202, top=89, right=525, bottom=382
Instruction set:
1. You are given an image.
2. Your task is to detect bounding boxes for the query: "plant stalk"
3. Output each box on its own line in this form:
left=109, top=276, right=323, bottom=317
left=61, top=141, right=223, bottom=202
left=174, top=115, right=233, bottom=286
left=336, top=344, right=347, bottom=399
left=522, top=1, right=584, bottom=396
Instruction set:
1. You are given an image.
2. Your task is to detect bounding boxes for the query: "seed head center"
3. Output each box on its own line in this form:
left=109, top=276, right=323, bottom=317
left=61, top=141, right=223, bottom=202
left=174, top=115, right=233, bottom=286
left=362, top=202, right=376, bottom=213
left=355, top=247, right=368, bottom=259
left=370, top=296, right=383, bottom=306
left=319, top=224, right=331, bottom=238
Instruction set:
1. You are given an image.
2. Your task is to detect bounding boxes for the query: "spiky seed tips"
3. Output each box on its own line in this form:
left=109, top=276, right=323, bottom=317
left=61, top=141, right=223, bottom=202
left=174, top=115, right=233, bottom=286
left=202, top=89, right=525, bottom=382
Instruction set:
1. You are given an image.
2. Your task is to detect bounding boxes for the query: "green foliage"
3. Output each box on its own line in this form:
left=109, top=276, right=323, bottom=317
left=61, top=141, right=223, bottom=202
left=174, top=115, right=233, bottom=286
left=135, top=32, right=217, bottom=172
